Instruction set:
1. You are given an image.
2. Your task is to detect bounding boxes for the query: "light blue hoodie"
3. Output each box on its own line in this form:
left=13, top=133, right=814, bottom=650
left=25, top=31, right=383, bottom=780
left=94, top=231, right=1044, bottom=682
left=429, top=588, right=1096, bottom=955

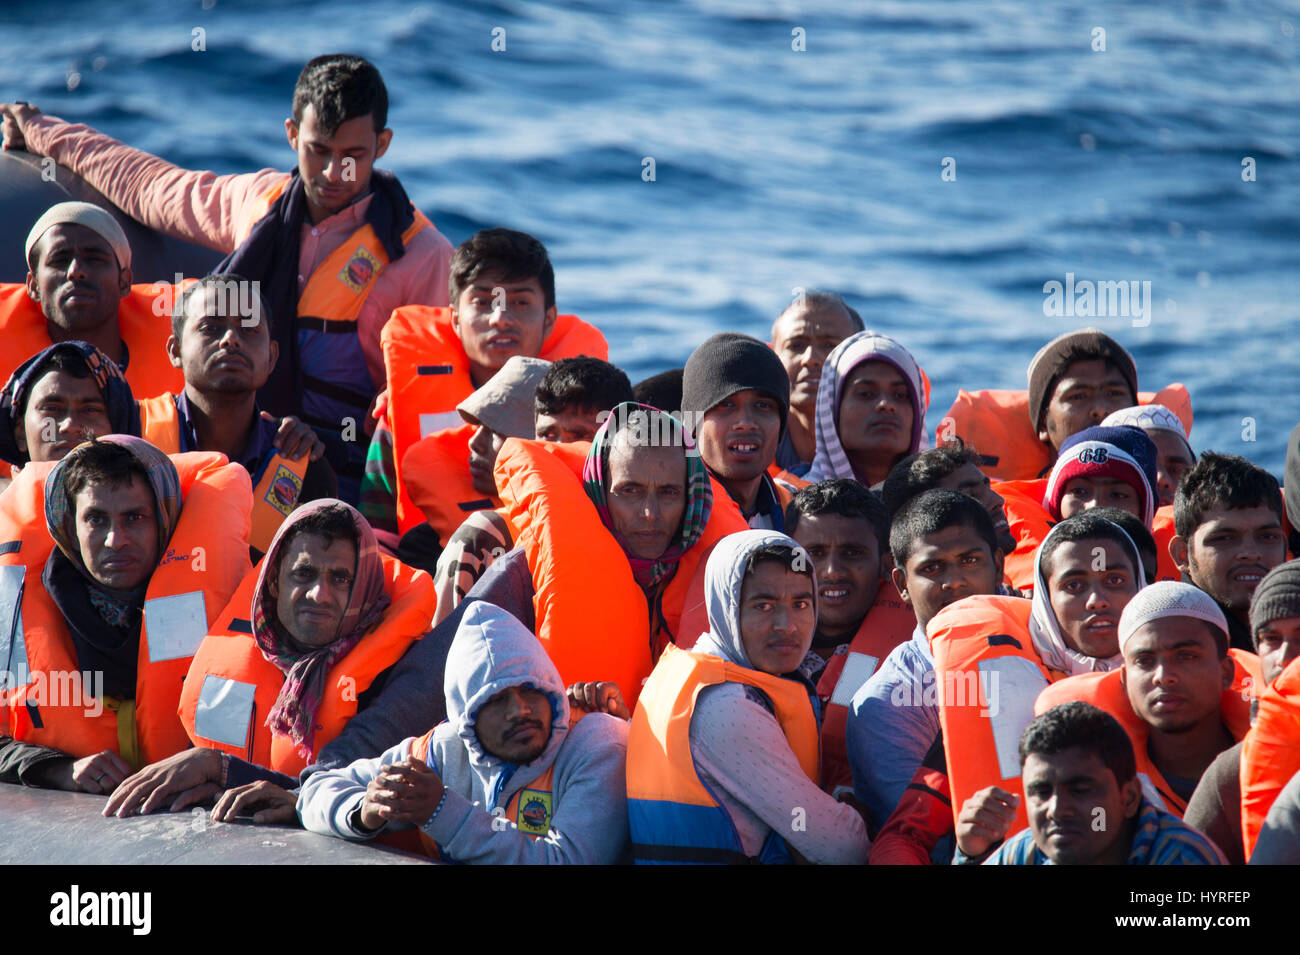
left=298, top=602, right=628, bottom=864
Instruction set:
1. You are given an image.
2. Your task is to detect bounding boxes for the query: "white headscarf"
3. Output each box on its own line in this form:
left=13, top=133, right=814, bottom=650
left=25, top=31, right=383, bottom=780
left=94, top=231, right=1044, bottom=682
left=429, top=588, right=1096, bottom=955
left=1029, top=517, right=1146, bottom=676
left=806, top=331, right=928, bottom=484
left=692, top=529, right=816, bottom=671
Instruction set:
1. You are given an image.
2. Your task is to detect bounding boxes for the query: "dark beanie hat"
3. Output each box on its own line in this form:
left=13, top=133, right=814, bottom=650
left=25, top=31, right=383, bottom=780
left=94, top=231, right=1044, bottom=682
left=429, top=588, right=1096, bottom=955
left=632, top=368, right=684, bottom=416
left=681, top=333, right=790, bottom=436
left=1027, top=329, right=1138, bottom=430
left=1250, top=560, right=1300, bottom=643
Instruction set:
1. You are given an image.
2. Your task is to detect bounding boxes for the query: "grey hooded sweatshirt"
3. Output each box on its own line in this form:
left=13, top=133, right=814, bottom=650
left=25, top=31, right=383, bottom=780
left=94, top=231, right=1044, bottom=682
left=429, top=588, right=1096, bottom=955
left=297, top=602, right=628, bottom=864
left=688, top=529, right=870, bottom=864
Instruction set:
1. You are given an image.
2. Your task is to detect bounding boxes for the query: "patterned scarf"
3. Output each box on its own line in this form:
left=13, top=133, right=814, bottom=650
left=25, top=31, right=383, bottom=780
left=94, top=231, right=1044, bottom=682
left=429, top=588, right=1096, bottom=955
left=251, top=498, right=391, bottom=760
left=0, top=341, right=140, bottom=465
left=581, top=402, right=712, bottom=589
left=45, top=434, right=182, bottom=575
left=215, top=168, right=416, bottom=419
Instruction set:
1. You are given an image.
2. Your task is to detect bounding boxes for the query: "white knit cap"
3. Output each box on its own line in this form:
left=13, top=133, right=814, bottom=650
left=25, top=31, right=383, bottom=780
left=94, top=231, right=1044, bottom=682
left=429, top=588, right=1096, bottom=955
left=1102, top=404, right=1195, bottom=461
left=1117, top=580, right=1228, bottom=652
left=24, top=201, right=132, bottom=270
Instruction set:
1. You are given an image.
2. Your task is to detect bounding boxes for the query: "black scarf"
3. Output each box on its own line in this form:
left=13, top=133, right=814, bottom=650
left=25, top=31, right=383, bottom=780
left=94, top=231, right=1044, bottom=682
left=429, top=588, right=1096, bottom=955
left=214, top=168, right=418, bottom=417
left=43, top=548, right=144, bottom=700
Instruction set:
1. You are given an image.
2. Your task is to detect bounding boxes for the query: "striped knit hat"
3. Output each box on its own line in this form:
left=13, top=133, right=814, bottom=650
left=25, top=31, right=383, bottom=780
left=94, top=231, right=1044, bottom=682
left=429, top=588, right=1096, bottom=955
left=1043, top=425, right=1158, bottom=526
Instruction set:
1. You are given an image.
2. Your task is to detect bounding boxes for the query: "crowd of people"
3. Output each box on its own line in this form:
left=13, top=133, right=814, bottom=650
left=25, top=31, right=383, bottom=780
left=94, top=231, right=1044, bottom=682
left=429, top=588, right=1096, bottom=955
left=0, top=54, right=1297, bottom=866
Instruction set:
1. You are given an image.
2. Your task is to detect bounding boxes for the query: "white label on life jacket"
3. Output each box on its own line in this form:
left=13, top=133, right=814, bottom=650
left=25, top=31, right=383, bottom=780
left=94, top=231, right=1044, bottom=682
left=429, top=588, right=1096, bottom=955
left=0, top=564, right=29, bottom=688
left=194, top=674, right=256, bottom=748
left=977, top=656, right=1050, bottom=781
left=419, top=411, right=462, bottom=440
left=144, top=591, right=209, bottom=663
left=831, top=651, right=880, bottom=708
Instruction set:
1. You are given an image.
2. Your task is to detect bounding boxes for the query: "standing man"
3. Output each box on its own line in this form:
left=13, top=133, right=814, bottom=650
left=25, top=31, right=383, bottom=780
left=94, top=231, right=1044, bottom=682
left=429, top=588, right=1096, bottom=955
left=3, top=54, right=455, bottom=502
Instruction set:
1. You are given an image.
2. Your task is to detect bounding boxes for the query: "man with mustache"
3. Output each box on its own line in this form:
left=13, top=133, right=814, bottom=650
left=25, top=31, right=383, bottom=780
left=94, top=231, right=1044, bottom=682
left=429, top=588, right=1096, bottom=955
left=0, top=202, right=185, bottom=398
left=298, top=602, right=629, bottom=863
left=1170, top=452, right=1288, bottom=652
left=769, top=291, right=862, bottom=479
left=956, top=701, right=1224, bottom=865
left=147, top=274, right=337, bottom=556
left=3, top=55, right=455, bottom=502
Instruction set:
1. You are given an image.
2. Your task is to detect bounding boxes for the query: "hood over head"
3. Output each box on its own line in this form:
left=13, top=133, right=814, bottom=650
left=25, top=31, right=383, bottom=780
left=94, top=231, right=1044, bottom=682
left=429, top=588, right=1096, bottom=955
left=444, top=602, right=571, bottom=790
left=693, top=528, right=816, bottom=671
left=0, top=341, right=140, bottom=466
left=1029, top=515, right=1145, bottom=677
left=806, top=330, right=928, bottom=484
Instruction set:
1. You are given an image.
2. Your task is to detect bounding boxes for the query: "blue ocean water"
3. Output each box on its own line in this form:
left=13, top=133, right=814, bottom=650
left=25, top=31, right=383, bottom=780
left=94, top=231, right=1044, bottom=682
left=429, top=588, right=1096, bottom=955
left=2, top=0, right=1297, bottom=471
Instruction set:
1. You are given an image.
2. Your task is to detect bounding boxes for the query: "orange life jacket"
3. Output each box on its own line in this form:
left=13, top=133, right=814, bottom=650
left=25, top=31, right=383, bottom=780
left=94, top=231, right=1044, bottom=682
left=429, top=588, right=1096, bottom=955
left=381, top=306, right=609, bottom=536
left=1240, top=658, right=1300, bottom=860
left=626, top=644, right=819, bottom=864
left=177, top=553, right=434, bottom=776
left=929, top=595, right=1062, bottom=836
left=1034, top=649, right=1256, bottom=817
left=137, top=392, right=181, bottom=452
left=135, top=392, right=310, bottom=555
left=0, top=283, right=186, bottom=398
left=994, top=478, right=1052, bottom=592
left=495, top=438, right=748, bottom=709
left=405, top=710, right=584, bottom=859
left=401, top=422, right=497, bottom=545
left=767, top=463, right=811, bottom=493
left=816, top=580, right=915, bottom=797
left=1150, top=505, right=1181, bottom=583
left=939, top=384, right=1193, bottom=482
left=0, top=452, right=252, bottom=768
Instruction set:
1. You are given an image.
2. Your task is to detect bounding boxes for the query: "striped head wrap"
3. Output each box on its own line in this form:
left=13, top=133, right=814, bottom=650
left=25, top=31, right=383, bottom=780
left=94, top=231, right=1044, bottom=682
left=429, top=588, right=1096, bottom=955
left=581, top=401, right=712, bottom=589
left=252, top=498, right=391, bottom=760
left=806, top=330, right=928, bottom=484
left=0, top=341, right=140, bottom=465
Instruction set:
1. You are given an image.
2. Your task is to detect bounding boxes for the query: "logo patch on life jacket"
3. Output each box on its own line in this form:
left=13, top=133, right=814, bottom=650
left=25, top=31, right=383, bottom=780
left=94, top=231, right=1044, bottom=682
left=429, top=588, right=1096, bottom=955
left=338, top=245, right=381, bottom=293
left=265, top=464, right=303, bottom=517
left=516, top=789, right=552, bottom=835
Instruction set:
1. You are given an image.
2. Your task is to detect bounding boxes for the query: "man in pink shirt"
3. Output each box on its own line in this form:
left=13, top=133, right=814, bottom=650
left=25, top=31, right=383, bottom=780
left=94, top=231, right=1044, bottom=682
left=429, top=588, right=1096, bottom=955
left=2, top=54, right=453, bottom=503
